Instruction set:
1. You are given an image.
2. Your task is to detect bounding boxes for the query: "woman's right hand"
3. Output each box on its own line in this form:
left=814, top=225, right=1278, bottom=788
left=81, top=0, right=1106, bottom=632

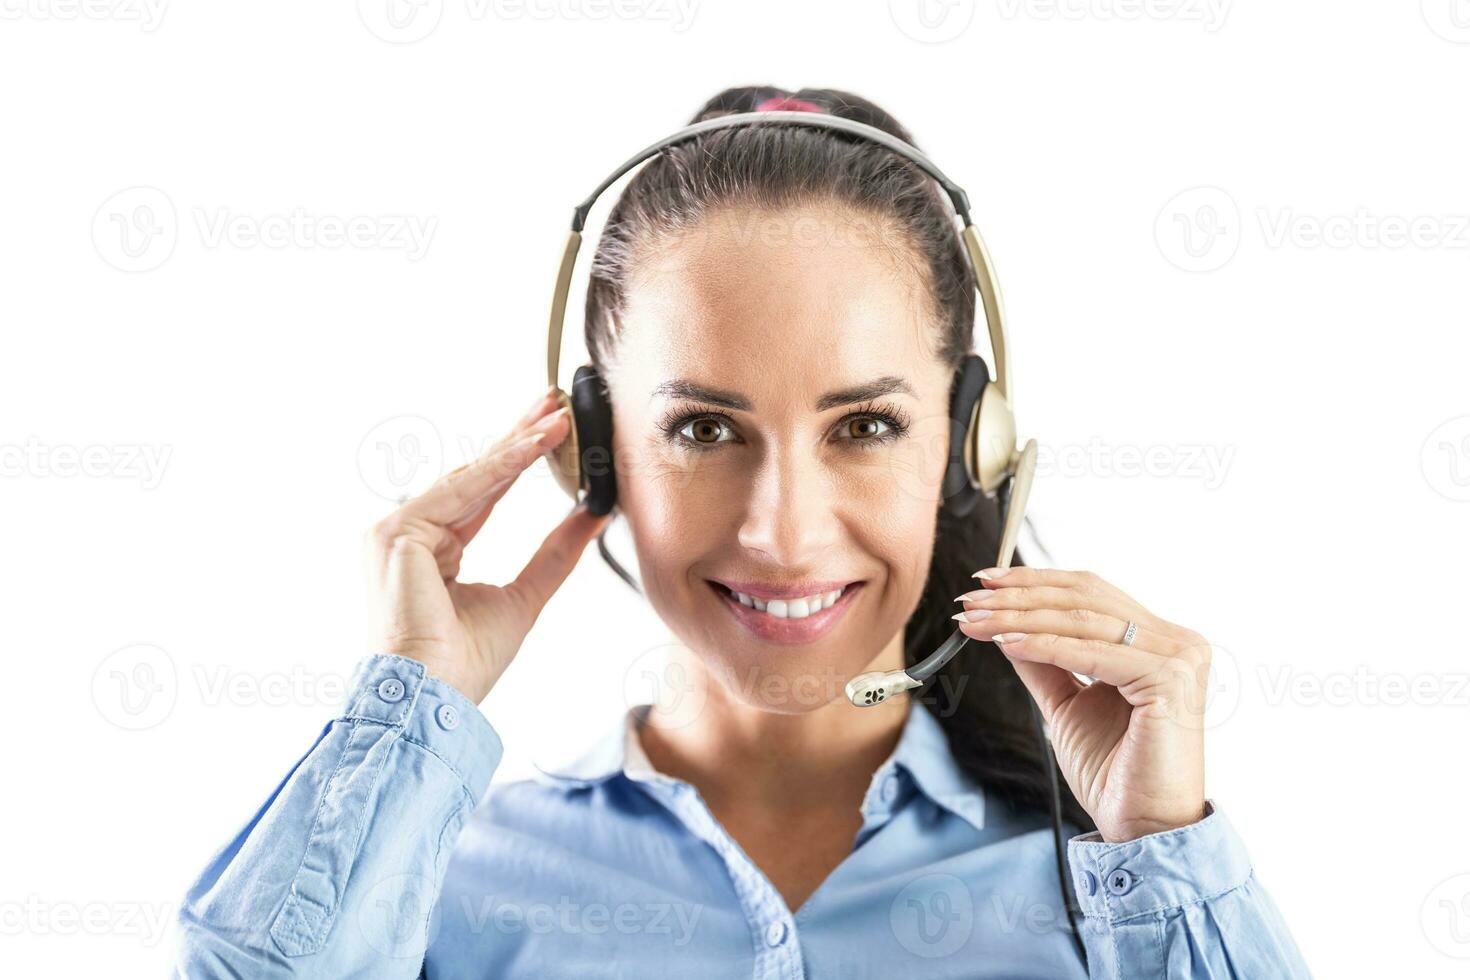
left=364, top=386, right=613, bottom=703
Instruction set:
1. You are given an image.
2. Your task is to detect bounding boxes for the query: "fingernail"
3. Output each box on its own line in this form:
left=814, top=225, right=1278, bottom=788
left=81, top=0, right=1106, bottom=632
left=532, top=406, right=571, bottom=430
left=992, top=632, right=1026, bottom=644
left=953, top=590, right=994, bottom=603
left=951, top=609, right=993, bottom=622
left=973, top=567, right=1009, bottom=580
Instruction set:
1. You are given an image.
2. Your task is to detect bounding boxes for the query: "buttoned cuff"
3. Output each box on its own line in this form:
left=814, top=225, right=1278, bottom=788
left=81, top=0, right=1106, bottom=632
left=339, top=654, right=503, bottom=800
left=1066, top=800, right=1252, bottom=922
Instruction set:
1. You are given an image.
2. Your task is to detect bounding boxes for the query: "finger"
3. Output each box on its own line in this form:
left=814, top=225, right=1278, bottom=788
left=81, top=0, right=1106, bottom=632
left=952, top=604, right=1182, bottom=655
left=1007, top=659, right=1085, bottom=722
left=401, top=407, right=571, bottom=529
left=971, top=566, right=1134, bottom=604
left=987, top=632, right=1168, bottom=691
left=505, top=502, right=615, bottom=621
left=952, top=578, right=1193, bottom=646
left=955, top=584, right=1159, bottom=630
left=437, top=386, right=561, bottom=484
left=442, top=411, right=573, bottom=547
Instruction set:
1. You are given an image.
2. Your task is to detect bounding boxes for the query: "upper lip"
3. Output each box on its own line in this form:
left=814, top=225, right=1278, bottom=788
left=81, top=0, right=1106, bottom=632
left=709, top=578, right=860, bottom=601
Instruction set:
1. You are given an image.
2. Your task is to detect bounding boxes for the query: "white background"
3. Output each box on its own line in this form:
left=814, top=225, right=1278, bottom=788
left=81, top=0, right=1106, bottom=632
left=3, top=1, right=1468, bottom=976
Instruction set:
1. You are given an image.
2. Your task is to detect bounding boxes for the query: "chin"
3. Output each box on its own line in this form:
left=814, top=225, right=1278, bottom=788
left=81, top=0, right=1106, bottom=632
left=696, top=638, right=874, bottom=715
left=708, top=659, right=850, bottom=714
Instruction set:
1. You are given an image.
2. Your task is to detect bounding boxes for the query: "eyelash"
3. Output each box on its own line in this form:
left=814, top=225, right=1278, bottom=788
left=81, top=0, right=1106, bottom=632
left=658, top=400, right=913, bottom=453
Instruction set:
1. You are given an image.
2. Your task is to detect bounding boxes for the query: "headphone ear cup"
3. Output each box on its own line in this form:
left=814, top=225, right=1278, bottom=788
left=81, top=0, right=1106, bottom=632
left=569, top=364, right=617, bottom=517
left=942, top=354, right=991, bottom=519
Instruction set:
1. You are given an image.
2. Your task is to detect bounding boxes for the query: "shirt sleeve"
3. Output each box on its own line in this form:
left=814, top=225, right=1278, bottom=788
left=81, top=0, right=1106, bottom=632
left=1066, top=800, right=1313, bottom=979
left=172, top=654, right=503, bottom=979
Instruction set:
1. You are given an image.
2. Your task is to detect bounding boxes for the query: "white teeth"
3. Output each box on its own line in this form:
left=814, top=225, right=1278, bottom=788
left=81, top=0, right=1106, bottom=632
left=732, top=586, right=847, bottom=619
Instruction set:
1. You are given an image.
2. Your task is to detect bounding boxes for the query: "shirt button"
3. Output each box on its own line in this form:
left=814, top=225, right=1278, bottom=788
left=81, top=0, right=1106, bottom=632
left=881, top=773, right=900, bottom=803
left=765, top=921, right=788, bottom=947
left=377, top=678, right=405, bottom=703
left=1078, top=869, right=1099, bottom=897
left=436, top=703, right=459, bottom=731
left=1106, top=868, right=1135, bottom=896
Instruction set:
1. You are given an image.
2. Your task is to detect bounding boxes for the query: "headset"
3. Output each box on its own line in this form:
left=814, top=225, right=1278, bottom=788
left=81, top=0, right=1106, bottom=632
left=540, top=108, right=1085, bottom=963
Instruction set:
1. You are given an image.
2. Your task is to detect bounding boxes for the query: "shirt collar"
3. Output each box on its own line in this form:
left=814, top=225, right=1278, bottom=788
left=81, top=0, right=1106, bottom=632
left=886, top=698, right=987, bottom=832
left=532, top=700, right=987, bottom=832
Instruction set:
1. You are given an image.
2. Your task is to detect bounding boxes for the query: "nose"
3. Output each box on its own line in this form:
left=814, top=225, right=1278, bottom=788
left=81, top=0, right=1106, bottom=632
left=735, top=435, right=843, bottom=566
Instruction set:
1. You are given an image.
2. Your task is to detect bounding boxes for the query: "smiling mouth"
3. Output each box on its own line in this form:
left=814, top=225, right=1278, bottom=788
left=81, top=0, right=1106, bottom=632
left=705, top=579, right=865, bottom=643
left=707, top=580, right=857, bottom=618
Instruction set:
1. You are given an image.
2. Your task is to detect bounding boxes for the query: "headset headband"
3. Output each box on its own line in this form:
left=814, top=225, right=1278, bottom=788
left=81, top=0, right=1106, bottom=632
left=547, top=109, right=1012, bottom=406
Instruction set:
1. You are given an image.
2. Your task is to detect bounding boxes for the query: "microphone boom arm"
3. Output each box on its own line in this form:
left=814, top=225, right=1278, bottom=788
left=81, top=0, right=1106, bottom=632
left=845, top=438, right=1039, bottom=705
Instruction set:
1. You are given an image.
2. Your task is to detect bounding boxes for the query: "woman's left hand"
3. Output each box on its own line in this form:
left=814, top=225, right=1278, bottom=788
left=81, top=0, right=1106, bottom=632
left=953, top=566, right=1210, bottom=843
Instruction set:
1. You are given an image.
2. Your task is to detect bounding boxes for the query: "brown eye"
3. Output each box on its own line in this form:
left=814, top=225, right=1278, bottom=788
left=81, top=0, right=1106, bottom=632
left=842, top=417, right=891, bottom=441
left=677, top=417, right=735, bottom=446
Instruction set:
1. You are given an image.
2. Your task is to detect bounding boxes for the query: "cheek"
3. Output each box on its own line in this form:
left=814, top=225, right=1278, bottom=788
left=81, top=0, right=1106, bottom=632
left=612, top=446, right=721, bottom=588
left=862, top=490, right=940, bottom=593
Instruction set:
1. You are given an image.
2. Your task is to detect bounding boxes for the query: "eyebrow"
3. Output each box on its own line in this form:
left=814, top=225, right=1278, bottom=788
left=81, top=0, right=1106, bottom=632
left=651, top=375, right=915, bottom=412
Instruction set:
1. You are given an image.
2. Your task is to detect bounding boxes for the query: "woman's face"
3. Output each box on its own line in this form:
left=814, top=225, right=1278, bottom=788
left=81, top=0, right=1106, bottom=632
left=604, top=201, right=956, bottom=715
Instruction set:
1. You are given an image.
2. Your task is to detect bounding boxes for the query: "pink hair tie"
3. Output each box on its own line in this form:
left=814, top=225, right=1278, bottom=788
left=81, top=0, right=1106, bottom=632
left=754, top=95, right=826, bottom=114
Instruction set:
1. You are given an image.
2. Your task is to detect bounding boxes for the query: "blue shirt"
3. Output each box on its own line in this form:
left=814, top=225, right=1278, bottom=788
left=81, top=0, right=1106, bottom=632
left=174, top=654, right=1313, bottom=978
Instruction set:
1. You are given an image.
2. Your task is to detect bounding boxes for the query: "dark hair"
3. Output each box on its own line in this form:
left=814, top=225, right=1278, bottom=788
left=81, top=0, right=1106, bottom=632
left=584, top=85, right=1094, bottom=833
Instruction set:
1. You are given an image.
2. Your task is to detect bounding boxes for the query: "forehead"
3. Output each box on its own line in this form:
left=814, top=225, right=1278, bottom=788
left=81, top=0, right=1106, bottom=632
left=613, top=202, right=942, bottom=401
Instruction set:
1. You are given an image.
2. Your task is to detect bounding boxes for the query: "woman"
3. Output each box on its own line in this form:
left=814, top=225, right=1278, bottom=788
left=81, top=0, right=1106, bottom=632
left=173, top=87, right=1311, bottom=978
